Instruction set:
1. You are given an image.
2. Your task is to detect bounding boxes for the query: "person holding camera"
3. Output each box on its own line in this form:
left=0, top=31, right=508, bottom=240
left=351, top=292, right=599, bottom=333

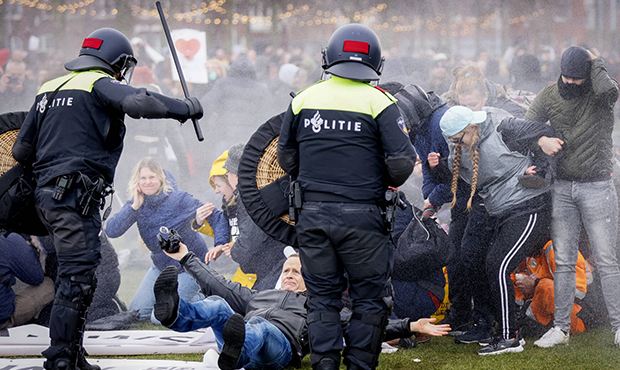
left=106, top=158, right=229, bottom=323
left=152, top=242, right=450, bottom=370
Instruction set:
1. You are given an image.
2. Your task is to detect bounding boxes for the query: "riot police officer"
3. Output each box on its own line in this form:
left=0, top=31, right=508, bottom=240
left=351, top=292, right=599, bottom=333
left=278, top=24, right=416, bottom=370
left=12, top=28, right=203, bottom=370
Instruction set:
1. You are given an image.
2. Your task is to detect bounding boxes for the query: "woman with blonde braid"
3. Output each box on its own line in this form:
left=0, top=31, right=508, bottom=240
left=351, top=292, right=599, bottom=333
left=431, top=65, right=516, bottom=341
left=439, top=105, right=560, bottom=355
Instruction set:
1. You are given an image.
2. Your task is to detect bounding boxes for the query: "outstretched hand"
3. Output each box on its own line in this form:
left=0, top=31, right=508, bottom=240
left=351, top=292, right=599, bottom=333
left=410, top=318, right=451, bottom=337
left=195, top=203, right=215, bottom=226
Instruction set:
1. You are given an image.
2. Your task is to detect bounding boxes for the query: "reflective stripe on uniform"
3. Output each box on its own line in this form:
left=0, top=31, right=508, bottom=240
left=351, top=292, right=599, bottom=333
left=291, top=76, right=395, bottom=118
left=38, top=70, right=111, bottom=94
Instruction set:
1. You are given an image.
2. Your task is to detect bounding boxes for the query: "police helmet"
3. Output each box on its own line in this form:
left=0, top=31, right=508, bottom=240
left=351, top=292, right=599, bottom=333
left=65, top=28, right=137, bottom=82
left=321, top=23, right=384, bottom=81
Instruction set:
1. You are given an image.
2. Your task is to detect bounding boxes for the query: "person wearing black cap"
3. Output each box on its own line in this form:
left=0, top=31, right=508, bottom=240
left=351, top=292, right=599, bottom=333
left=526, top=46, right=620, bottom=349
left=12, top=28, right=203, bottom=370
left=278, top=24, right=416, bottom=370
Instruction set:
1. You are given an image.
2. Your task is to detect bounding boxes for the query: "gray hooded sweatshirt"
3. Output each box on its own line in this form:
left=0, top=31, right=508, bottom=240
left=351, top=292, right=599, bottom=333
left=448, top=109, right=549, bottom=216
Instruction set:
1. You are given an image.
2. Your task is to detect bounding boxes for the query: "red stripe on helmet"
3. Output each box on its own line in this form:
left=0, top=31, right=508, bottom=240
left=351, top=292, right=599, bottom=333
left=82, top=38, right=103, bottom=50
left=343, top=40, right=369, bottom=54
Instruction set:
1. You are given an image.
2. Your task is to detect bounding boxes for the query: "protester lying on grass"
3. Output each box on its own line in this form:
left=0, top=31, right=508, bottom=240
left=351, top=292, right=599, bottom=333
left=153, top=243, right=451, bottom=370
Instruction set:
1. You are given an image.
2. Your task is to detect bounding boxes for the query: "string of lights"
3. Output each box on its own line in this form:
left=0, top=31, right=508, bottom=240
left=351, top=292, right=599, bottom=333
left=0, top=1, right=546, bottom=35
left=1, top=0, right=95, bottom=13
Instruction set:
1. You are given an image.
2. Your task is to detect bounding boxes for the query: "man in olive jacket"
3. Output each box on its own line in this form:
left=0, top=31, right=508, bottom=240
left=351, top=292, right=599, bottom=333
left=526, top=46, right=620, bottom=349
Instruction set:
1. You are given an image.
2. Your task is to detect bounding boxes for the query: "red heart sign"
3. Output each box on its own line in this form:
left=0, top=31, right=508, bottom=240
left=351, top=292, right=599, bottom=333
left=175, top=38, right=200, bottom=60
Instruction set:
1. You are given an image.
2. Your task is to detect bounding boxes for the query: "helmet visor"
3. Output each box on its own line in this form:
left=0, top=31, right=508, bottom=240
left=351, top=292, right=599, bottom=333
left=114, top=54, right=137, bottom=84
left=122, top=60, right=137, bottom=84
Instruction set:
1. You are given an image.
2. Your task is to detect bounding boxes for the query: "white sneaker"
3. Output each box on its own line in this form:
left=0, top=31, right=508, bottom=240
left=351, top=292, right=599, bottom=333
left=615, top=328, right=620, bottom=347
left=534, top=326, right=570, bottom=348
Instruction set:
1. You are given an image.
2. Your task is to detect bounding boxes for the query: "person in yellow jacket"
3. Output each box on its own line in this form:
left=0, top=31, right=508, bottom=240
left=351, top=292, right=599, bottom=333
left=513, top=240, right=592, bottom=334
left=193, top=149, right=257, bottom=288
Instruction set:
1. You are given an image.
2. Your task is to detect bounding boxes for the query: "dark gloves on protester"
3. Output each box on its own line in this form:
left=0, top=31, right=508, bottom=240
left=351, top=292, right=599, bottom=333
left=184, top=97, right=203, bottom=120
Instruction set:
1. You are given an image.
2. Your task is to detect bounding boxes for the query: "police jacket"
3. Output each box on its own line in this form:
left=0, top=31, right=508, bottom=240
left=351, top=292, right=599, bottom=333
left=180, top=252, right=414, bottom=368
left=278, top=76, right=416, bottom=203
left=13, top=70, right=193, bottom=186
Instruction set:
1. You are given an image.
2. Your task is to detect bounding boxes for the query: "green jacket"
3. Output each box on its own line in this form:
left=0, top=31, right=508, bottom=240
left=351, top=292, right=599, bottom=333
left=526, top=59, right=619, bottom=181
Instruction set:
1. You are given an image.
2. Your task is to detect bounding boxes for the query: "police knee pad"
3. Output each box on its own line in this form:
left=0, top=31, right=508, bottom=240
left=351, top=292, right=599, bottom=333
left=55, top=273, right=97, bottom=308
left=308, top=311, right=341, bottom=326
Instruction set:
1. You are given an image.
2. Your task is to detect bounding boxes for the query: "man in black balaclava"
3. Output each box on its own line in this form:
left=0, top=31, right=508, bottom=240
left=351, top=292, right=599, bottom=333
left=526, top=46, right=620, bottom=350
left=557, top=46, right=592, bottom=100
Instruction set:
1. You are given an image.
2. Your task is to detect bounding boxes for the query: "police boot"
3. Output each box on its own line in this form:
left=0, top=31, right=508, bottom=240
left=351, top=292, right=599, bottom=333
left=43, top=358, right=74, bottom=370
left=75, top=277, right=100, bottom=370
left=313, top=357, right=340, bottom=370
left=74, top=305, right=100, bottom=370
left=346, top=363, right=366, bottom=370
left=42, top=299, right=81, bottom=370
left=76, top=349, right=100, bottom=370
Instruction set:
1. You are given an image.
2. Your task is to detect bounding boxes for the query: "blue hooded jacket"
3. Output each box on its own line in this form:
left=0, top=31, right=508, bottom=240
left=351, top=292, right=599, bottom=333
left=412, top=105, right=452, bottom=208
left=105, top=172, right=229, bottom=271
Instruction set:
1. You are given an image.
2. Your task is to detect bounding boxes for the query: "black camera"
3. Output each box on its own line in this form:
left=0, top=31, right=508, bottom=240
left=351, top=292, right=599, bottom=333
left=158, top=226, right=182, bottom=253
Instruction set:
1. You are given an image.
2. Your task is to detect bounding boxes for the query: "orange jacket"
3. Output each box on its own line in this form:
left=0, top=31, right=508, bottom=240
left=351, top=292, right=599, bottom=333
left=514, top=240, right=592, bottom=303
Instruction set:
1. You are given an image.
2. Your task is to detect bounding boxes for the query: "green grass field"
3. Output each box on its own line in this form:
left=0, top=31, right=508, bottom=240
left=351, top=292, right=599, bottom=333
left=112, top=253, right=620, bottom=369
left=95, top=328, right=620, bottom=370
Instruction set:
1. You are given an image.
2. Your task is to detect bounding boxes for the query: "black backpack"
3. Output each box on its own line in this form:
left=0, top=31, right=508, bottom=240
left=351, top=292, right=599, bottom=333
left=392, top=207, right=452, bottom=281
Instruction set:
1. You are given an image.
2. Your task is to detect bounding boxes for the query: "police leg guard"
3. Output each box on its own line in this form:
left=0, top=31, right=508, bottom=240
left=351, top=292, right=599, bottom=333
left=43, top=274, right=98, bottom=370
left=307, top=311, right=342, bottom=369
left=343, top=310, right=390, bottom=370
left=75, top=275, right=100, bottom=370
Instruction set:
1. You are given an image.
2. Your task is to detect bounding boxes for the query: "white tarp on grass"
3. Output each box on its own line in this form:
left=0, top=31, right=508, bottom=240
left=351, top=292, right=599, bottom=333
left=0, top=357, right=219, bottom=370
left=0, top=325, right=216, bottom=356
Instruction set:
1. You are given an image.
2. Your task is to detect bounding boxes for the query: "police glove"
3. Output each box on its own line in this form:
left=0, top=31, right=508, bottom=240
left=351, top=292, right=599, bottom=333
left=184, top=97, right=203, bottom=120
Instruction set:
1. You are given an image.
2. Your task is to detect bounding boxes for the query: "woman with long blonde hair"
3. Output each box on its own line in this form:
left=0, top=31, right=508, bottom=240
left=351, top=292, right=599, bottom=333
left=106, top=158, right=229, bottom=322
left=445, top=64, right=525, bottom=118
left=439, top=106, right=561, bottom=355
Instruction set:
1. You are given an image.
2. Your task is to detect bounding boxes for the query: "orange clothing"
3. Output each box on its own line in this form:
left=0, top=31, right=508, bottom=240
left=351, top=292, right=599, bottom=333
left=513, top=240, right=592, bottom=333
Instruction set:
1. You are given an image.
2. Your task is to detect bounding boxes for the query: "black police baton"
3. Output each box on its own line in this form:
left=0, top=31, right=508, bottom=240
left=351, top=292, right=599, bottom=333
left=155, top=1, right=204, bottom=142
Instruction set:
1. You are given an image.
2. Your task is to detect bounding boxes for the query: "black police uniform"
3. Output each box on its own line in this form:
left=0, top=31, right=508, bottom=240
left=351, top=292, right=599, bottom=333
left=278, top=76, right=416, bottom=369
left=13, top=70, right=198, bottom=369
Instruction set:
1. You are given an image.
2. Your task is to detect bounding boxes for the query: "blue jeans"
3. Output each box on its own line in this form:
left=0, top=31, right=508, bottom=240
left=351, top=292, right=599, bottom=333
left=129, top=265, right=204, bottom=322
left=170, top=296, right=292, bottom=370
left=551, top=179, right=620, bottom=332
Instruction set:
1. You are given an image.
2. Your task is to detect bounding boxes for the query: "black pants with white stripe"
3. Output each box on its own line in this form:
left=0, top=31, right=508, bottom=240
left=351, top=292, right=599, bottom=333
left=486, top=197, right=551, bottom=340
